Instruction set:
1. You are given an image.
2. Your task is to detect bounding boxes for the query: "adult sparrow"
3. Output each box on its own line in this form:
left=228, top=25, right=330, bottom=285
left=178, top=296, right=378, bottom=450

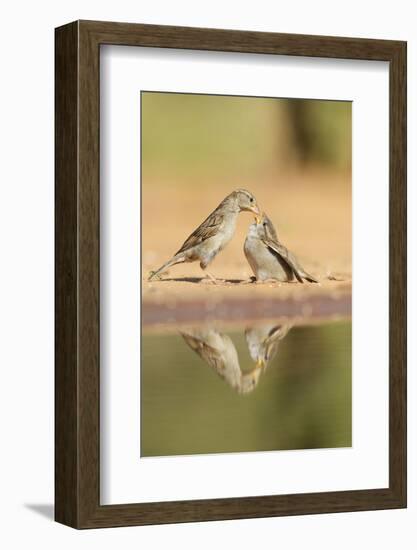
left=244, top=213, right=318, bottom=283
left=148, top=189, right=260, bottom=282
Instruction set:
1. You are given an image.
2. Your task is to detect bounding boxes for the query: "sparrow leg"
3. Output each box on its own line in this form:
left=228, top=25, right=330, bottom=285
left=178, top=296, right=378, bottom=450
left=239, top=276, right=257, bottom=284
left=203, top=271, right=224, bottom=284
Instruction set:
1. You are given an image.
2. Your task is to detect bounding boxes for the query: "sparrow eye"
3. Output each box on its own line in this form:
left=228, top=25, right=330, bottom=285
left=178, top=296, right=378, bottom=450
left=250, top=197, right=253, bottom=202
left=263, top=222, right=267, bottom=227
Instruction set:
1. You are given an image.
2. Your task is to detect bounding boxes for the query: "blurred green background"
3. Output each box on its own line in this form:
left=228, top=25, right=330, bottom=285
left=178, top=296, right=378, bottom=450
left=141, top=321, right=352, bottom=457
left=141, top=92, right=352, bottom=183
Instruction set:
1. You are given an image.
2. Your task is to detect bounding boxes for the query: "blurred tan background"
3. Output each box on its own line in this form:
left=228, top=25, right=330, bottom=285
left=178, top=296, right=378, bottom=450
left=142, top=92, right=351, bottom=287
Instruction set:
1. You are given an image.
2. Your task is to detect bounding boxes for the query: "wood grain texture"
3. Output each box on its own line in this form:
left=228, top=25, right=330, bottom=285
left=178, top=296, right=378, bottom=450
left=55, top=20, right=407, bottom=529
left=388, top=41, right=407, bottom=504
left=55, top=21, right=79, bottom=527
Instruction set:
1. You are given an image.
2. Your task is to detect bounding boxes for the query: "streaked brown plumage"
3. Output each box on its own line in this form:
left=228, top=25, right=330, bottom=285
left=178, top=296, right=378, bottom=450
left=148, top=189, right=260, bottom=282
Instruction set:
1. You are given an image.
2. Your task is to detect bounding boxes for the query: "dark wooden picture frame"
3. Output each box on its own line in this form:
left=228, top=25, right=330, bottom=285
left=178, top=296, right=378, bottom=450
left=55, top=20, right=407, bottom=529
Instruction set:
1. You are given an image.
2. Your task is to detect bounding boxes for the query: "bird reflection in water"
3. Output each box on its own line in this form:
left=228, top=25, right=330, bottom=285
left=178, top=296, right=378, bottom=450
left=180, top=323, right=291, bottom=394
left=245, top=324, right=292, bottom=369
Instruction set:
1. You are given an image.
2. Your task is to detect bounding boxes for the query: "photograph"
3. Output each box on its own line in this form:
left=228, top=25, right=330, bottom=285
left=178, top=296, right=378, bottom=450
left=141, top=91, right=352, bottom=457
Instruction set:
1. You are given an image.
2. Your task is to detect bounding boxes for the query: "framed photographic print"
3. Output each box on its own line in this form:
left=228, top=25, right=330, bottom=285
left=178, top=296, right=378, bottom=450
left=55, top=20, right=407, bottom=528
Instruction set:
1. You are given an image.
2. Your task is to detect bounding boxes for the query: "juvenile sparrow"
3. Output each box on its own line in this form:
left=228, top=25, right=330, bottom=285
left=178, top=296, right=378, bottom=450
left=180, top=327, right=263, bottom=394
left=244, top=213, right=318, bottom=283
left=148, top=189, right=260, bottom=282
left=245, top=323, right=292, bottom=369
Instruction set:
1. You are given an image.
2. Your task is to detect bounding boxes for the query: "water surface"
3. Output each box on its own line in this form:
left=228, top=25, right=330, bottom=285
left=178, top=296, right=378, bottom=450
left=141, top=320, right=351, bottom=457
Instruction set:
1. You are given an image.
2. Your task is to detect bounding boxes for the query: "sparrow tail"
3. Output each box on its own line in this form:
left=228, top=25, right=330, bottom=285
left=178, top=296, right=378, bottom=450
left=148, top=253, right=185, bottom=281
left=301, top=271, right=319, bottom=283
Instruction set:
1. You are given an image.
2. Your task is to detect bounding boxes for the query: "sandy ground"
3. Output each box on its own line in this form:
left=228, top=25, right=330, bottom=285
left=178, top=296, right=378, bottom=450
left=142, top=171, right=351, bottom=324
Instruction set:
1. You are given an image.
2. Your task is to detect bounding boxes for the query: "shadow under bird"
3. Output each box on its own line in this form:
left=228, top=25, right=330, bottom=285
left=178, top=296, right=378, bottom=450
left=180, top=327, right=265, bottom=394
left=148, top=189, right=261, bottom=282
left=244, top=212, right=318, bottom=283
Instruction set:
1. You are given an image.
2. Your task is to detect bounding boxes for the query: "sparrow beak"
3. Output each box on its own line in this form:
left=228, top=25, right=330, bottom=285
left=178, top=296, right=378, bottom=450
left=252, top=204, right=261, bottom=222
left=255, top=358, right=265, bottom=369
left=255, top=210, right=265, bottom=225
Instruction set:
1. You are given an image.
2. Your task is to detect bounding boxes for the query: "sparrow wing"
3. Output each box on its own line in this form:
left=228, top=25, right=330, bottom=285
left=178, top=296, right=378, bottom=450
left=261, top=237, right=304, bottom=283
left=175, top=211, right=224, bottom=254
left=265, top=324, right=291, bottom=344
left=263, top=324, right=292, bottom=363
left=180, top=331, right=243, bottom=391
left=180, top=332, right=226, bottom=372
